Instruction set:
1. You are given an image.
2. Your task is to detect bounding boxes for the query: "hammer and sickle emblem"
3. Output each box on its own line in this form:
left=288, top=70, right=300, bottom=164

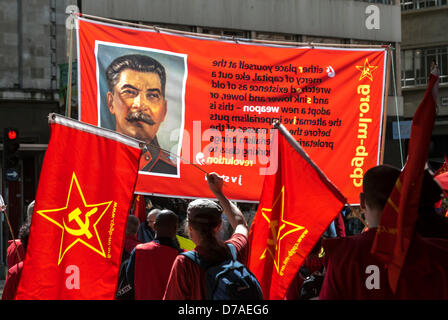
left=63, top=207, right=98, bottom=239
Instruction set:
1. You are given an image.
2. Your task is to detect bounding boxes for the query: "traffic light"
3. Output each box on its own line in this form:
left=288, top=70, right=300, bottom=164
left=3, top=128, right=20, bottom=171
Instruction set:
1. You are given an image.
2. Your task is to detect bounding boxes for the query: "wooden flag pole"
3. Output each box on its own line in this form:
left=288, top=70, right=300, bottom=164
left=1, top=207, right=22, bottom=264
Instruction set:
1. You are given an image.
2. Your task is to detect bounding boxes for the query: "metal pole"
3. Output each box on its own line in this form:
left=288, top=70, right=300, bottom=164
left=65, top=23, right=74, bottom=118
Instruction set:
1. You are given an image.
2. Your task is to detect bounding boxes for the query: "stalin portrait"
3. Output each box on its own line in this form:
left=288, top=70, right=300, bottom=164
left=105, top=54, right=177, bottom=175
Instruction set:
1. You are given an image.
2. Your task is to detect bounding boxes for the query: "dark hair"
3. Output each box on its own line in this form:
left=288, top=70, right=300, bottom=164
left=363, top=165, right=444, bottom=211
left=363, top=165, right=401, bottom=211
left=154, top=209, right=178, bottom=237
left=106, top=54, right=166, bottom=97
left=126, top=214, right=140, bottom=235
left=18, top=222, right=31, bottom=252
left=187, top=199, right=230, bottom=263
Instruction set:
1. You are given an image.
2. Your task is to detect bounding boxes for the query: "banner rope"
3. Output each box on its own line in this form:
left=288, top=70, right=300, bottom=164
left=390, top=47, right=405, bottom=168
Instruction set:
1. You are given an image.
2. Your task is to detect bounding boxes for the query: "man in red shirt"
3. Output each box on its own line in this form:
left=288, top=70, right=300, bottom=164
left=163, top=172, right=249, bottom=300
left=319, top=165, right=448, bottom=299
left=126, top=209, right=182, bottom=300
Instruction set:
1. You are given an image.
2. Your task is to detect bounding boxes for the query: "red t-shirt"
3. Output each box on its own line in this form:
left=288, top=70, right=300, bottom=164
left=319, top=229, right=448, bottom=299
left=2, top=262, right=24, bottom=300
left=6, top=240, right=24, bottom=268
left=124, top=234, right=140, bottom=256
left=134, top=241, right=180, bottom=300
left=163, top=233, right=248, bottom=300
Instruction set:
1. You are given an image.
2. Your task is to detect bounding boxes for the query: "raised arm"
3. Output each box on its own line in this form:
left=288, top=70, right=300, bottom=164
left=207, top=172, right=248, bottom=237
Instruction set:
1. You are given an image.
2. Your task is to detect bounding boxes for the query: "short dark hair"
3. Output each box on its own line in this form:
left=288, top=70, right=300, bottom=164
left=106, top=54, right=166, bottom=96
left=363, top=165, right=444, bottom=211
left=154, top=209, right=178, bottom=237
left=363, top=165, right=401, bottom=212
left=126, top=215, right=140, bottom=235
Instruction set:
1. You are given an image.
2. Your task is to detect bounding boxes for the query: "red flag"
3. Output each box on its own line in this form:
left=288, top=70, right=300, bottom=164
left=247, top=123, right=346, bottom=300
left=133, top=195, right=147, bottom=223
left=434, top=155, right=448, bottom=176
left=371, top=69, right=439, bottom=292
left=16, top=114, right=143, bottom=300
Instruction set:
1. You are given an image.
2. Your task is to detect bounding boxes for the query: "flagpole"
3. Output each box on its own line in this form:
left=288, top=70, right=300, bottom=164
left=273, top=121, right=346, bottom=204
left=1, top=208, right=22, bottom=263
left=379, top=47, right=392, bottom=164
left=65, top=14, right=74, bottom=118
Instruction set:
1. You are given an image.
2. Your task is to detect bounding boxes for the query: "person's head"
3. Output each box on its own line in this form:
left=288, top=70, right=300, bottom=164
left=147, top=208, right=161, bottom=230
left=361, top=164, right=444, bottom=228
left=106, top=54, right=167, bottom=144
left=186, top=199, right=223, bottom=246
left=154, top=209, right=178, bottom=239
left=18, top=221, right=31, bottom=252
left=361, top=165, right=400, bottom=211
left=126, top=214, right=140, bottom=236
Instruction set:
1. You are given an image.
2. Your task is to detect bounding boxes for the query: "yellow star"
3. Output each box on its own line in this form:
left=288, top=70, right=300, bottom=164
left=37, top=172, right=113, bottom=265
left=259, top=186, right=307, bottom=274
left=356, top=58, right=378, bottom=81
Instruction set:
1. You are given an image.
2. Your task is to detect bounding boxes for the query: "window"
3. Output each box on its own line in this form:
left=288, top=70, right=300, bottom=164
left=355, top=0, right=394, bottom=4
left=401, top=46, right=448, bottom=87
left=401, top=0, right=448, bottom=10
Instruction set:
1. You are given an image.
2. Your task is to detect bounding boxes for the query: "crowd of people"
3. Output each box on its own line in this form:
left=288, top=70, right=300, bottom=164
left=2, top=164, right=448, bottom=300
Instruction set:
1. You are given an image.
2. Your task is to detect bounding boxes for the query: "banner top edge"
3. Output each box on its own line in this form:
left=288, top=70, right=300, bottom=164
left=77, top=15, right=389, bottom=51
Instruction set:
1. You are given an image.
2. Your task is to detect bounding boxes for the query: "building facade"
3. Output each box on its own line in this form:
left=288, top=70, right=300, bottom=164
left=400, top=0, right=448, bottom=168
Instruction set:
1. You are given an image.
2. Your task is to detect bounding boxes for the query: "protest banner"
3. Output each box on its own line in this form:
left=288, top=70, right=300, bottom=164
left=77, top=16, right=388, bottom=204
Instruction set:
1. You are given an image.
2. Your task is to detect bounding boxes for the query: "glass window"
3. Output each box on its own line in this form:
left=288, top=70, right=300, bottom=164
left=401, top=0, right=448, bottom=10
left=401, top=46, right=448, bottom=87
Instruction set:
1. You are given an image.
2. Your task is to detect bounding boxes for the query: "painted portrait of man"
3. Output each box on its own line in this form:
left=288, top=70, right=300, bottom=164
left=96, top=43, right=186, bottom=177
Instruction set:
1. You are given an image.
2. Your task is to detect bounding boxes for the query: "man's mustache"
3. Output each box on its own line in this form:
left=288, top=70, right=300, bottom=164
left=125, top=112, right=155, bottom=126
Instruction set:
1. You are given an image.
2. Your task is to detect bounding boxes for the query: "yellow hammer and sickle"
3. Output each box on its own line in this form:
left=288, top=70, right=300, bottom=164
left=63, top=207, right=98, bottom=239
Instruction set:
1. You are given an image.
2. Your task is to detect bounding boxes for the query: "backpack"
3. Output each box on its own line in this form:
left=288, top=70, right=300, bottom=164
left=181, top=243, right=263, bottom=300
left=115, top=251, right=134, bottom=300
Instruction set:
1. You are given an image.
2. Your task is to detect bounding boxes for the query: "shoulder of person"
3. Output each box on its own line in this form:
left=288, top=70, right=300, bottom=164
left=136, top=241, right=157, bottom=251
left=323, top=230, right=375, bottom=259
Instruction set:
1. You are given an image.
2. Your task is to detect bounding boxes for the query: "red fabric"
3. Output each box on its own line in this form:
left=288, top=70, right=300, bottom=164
left=319, top=229, right=448, bottom=299
left=2, top=262, right=24, bottom=300
left=133, top=195, right=146, bottom=224
left=163, top=233, right=248, bottom=300
left=134, top=241, right=180, bottom=300
left=434, top=156, right=448, bottom=176
left=6, top=240, right=24, bottom=268
left=15, top=117, right=142, bottom=300
left=78, top=17, right=387, bottom=205
left=247, top=127, right=346, bottom=300
left=334, top=212, right=346, bottom=237
left=124, top=235, right=140, bottom=255
left=371, top=73, right=439, bottom=293
left=435, top=172, right=448, bottom=196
